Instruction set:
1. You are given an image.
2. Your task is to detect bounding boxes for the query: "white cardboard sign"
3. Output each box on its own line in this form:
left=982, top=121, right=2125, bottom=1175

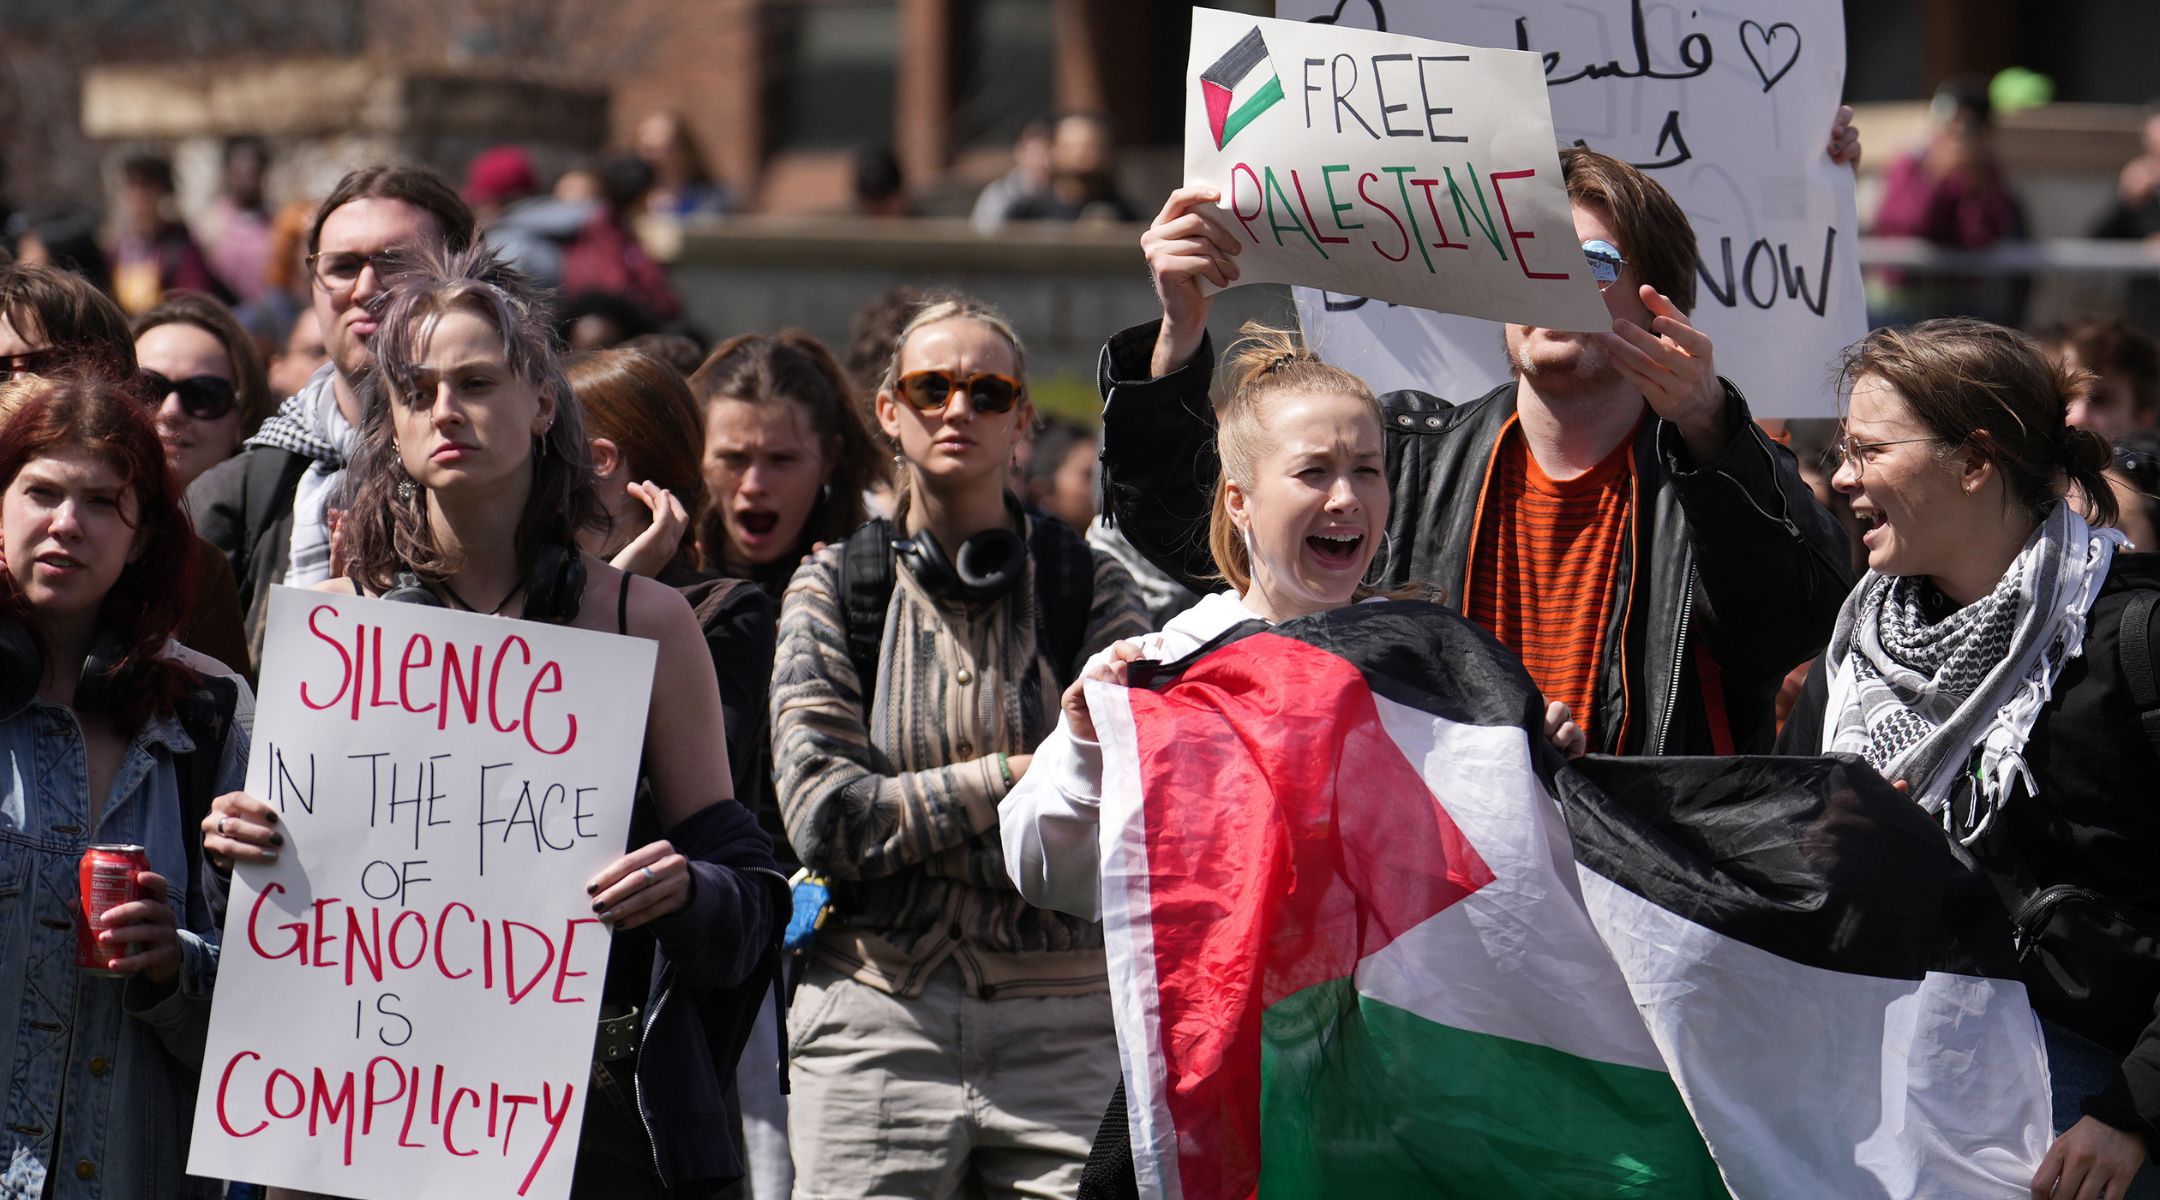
left=1188, top=7, right=1610, bottom=333
left=189, top=586, right=656, bottom=1200
left=1280, top=0, right=1866, bottom=418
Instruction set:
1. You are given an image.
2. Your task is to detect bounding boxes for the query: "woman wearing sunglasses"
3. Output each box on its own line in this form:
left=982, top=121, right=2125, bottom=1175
left=1779, top=320, right=2160, bottom=1200
left=131, top=292, right=270, bottom=492
left=771, top=297, right=1150, bottom=1198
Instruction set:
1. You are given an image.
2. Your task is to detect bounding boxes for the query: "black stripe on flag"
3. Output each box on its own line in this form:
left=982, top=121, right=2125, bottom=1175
left=1560, top=754, right=2022, bottom=982
left=1200, top=26, right=1271, bottom=90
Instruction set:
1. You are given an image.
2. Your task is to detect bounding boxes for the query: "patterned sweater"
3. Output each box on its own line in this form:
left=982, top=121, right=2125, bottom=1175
left=771, top=517, right=1150, bottom=998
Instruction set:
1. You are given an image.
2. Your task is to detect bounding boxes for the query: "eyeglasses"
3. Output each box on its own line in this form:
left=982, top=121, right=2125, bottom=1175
left=0, top=348, right=61, bottom=382
left=1582, top=239, right=1626, bottom=292
left=1823, top=435, right=1951, bottom=479
left=307, top=249, right=402, bottom=297
left=139, top=369, right=239, bottom=421
left=895, top=369, right=1024, bottom=415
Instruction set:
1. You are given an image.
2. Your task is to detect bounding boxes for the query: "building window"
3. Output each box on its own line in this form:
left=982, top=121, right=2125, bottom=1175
left=772, top=0, right=899, bottom=150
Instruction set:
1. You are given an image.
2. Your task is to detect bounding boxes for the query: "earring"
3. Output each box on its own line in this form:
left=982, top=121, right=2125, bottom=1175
left=1361, top=529, right=1396, bottom=589
left=396, top=477, right=418, bottom=503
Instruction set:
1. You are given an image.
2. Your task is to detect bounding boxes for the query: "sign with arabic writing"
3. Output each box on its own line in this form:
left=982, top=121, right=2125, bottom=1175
left=1283, top=0, right=1865, bottom=419
left=1186, top=8, right=1610, bottom=331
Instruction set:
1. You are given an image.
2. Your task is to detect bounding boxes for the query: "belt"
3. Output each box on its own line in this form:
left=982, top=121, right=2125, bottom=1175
left=594, top=1002, right=641, bottom=1064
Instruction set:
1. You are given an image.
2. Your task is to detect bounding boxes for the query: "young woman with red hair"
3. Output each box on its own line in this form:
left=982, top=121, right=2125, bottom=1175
left=0, top=371, right=248, bottom=1199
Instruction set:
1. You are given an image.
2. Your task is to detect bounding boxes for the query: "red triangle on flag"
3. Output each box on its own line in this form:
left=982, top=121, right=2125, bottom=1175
left=1202, top=79, right=1234, bottom=150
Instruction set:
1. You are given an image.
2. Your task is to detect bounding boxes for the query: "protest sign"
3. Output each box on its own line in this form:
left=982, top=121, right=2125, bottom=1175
left=1279, top=0, right=1866, bottom=418
left=189, top=586, right=657, bottom=1200
left=1186, top=8, right=1609, bottom=333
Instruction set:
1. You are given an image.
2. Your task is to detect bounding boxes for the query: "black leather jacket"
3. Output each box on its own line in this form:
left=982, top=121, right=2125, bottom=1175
left=1096, top=320, right=1853, bottom=755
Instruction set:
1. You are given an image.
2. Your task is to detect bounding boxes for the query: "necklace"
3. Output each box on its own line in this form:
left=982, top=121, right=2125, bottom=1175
left=437, top=577, right=526, bottom=615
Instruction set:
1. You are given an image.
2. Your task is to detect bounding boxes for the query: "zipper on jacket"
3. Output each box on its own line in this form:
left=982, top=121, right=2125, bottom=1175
left=1654, top=557, right=1696, bottom=756
left=633, top=981, right=672, bottom=1179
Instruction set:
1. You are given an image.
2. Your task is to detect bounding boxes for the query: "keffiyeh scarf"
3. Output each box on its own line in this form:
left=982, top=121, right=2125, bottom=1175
left=1821, top=502, right=2122, bottom=843
left=244, top=364, right=355, bottom=587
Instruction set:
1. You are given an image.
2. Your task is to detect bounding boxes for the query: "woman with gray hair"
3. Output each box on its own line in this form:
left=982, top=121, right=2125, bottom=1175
left=204, top=242, right=787, bottom=1198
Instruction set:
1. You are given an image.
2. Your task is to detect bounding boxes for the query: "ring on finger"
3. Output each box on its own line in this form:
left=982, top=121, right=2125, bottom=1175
left=218, top=816, right=230, bottom=836
left=640, top=865, right=656, bottom=884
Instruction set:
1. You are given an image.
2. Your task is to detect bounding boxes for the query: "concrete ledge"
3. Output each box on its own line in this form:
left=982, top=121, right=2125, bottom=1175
left=667, top=216, right=1148, bottom=275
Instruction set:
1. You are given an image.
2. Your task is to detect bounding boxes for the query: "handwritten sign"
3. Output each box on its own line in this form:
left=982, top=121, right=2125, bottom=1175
left=1187, top=8, right=1609, bottom=332
left=1282, top=0, right=1866, bottom=418
left=188, top=586, right=657, bottom=1200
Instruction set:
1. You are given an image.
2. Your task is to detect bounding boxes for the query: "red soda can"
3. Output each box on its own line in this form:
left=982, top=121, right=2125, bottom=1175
left=77, top=844, right=149, bottom=975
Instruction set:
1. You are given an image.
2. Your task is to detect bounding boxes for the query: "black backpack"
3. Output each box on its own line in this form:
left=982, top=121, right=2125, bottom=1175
left=832, top=508, right=1095, bottom=710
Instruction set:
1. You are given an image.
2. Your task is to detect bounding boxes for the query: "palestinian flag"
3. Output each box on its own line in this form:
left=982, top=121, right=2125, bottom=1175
left=1200, top=27, right=1284, bottom=150
left=1091, top=602, right=2052, bottom=1199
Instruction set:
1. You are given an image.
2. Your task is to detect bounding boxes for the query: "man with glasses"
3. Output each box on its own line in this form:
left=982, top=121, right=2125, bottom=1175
left=188, top=166, right=474, bottom=671
left=1095, top=145, right=1853, bottom=757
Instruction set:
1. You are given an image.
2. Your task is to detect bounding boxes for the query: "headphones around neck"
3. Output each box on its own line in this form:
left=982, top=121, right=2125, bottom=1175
left=894, top=493, right=1029, bottom=603
left=382, top=539, right=585, bottom=623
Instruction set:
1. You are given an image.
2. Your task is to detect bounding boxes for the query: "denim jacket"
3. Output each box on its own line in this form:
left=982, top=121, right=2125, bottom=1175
left=0, top=691, right=244, bottom=1199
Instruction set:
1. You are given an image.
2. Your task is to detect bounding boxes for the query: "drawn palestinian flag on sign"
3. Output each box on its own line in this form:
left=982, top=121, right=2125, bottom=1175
left=1091, top=603, right=2052, bottom=1200
left=1200, top=27, right=1284, bottom=150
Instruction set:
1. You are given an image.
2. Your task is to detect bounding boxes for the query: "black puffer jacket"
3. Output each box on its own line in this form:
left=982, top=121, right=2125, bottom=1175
left=1781, top=555, right=2160, bottom=1137
left=1097, top=320, right=1853, bottom=755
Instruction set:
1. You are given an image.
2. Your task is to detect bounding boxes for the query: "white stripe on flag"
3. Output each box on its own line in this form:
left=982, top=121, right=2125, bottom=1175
left=1092, top=679, right=1183, bottom=1200
left=1577, top=868, right=2051, bottom=1199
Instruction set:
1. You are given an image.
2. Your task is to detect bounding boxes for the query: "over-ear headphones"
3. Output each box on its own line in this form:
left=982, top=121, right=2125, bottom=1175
left=895, top=492, right=1029, bottom=602
left=386, top=539, right=585, bottom=623
left=71, top=627, right=129, bottom=716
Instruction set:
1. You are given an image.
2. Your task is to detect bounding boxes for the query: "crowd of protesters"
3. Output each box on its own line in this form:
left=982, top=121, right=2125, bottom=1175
left=3, top=95, right=2160, bottom=1200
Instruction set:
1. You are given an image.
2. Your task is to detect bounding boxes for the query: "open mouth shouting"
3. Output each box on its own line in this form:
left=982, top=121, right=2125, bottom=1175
left=1306, top=530, right=1365, bottom=569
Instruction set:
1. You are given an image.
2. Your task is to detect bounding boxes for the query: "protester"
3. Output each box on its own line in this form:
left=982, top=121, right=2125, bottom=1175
left=132, top=292, right=270, bottom=490
left=0, top=371, right=248, bottom=1199
left=468, top=143, right=592, bottom=291
left=109, top=153, right=226, bottom=314
left=634, top=111, right=733, bottom=219
left=970, top=117, right=1053, bottom=233
left=559, top=156, right=682, bottom=321
left=771, top=296, right=1150, bottom=1197
left=12, top=209, right=112, bottom=293
left=2, top=264, right=249, bottom=675
left=850, top=145, right=909, bottom=218
left=1006, top=325, right=1585, bottom=920
left=200, top=137, right=273, bottom=304
left=1100, top=135, right=1859, bottom=756
left=999, top=113, right=1138, bottom=224
left=188, top=164, right=476, bottom=671
left=1779, top=318, right=2160, bottom=1200
left=688, top=330, right=886, bottom=599
left=2094, top=102, right=2160, bottom=245
left=263, top=305, right=326, bottom=402
left=843, top=285, right=927, bottom=397
left=1868, top=76, right=2028, bottom=325
left=206, top=243, right=786, bottom=1198
left=571, top=343, right=793, bottom=1200
left=234, top=196, right=322, bottom=359
left=620, top=330, right=707, bottom=378
left=2043, top=315, right=2160, bottom=440
left=1023, top=416, right=1098, bottom=533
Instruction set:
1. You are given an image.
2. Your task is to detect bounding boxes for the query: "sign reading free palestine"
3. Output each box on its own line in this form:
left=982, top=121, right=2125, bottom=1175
left=1186, top=7, right=1610, bottom=334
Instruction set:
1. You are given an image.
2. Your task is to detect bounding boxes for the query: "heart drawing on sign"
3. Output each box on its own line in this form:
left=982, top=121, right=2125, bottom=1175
left=1307, top=0, right=1387, bottom=31
left=1740, top=20, right=1802, bottom=92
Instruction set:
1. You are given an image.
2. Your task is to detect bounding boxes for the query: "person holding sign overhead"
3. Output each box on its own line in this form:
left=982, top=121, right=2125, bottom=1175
left=1101, top=140, right=1856, bottom=758
left=0, top=371, right=249, bottom=1199
left=204, top=243, right=787, bottom=1199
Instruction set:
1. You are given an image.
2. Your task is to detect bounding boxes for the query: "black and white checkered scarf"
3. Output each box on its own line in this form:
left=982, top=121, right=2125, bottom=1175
left=1821, top=502, right=2120, bottom=842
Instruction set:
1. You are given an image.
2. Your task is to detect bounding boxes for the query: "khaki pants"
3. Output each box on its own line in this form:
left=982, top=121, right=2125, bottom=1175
left=787, top=961, right=1119, bottom=1200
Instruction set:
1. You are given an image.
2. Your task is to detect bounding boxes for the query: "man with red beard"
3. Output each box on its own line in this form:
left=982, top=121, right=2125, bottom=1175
left=1095, top=146, right=1851, bottom=756
left=188, top=167, right=474, bottom=672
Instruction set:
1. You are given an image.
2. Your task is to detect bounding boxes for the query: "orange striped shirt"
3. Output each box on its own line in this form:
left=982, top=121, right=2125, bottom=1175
left=1465, top=420, right=1636, bottom=742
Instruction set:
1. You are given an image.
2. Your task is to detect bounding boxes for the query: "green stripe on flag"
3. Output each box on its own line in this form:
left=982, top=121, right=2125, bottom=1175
left=1259, top=979, right=1730, bottom=1199
left=1220, top=75, right=1284, bottom=147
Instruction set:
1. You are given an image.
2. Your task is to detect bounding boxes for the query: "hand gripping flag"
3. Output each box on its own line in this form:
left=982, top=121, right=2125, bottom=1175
left=1090, top=602, right=2052, bottom=1199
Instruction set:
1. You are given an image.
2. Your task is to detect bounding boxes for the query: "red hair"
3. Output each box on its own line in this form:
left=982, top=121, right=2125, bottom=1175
left=0, top=372, right=198, bottom=730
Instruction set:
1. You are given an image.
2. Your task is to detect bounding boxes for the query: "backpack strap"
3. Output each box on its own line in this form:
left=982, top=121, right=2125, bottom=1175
left=1026, top=511, right=1097, bottom=689
left=2120, top=590, right=2160, bottom=758
left=834, top=519, right=898, bottom=713
left=238, top=448, right=312, bottom=590
left=172, top=674, right=242, bottom=912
